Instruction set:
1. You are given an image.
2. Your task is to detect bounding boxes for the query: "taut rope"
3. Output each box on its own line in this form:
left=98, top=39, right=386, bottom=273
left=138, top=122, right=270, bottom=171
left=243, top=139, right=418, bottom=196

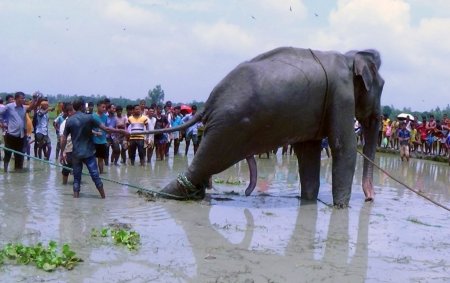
left=309, top=49, right=329, bottom=140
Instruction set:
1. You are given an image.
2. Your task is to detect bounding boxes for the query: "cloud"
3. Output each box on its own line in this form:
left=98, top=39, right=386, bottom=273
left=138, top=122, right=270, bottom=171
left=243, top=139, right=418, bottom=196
left=0, top=0, right=448, bottom=110
left=255, top=0, right=307, bottom=18
left=300, top=0, right=450, bottom=110
left=102, top=0, right=163, bottom=28
left=192, top=21, right=255, bottom=53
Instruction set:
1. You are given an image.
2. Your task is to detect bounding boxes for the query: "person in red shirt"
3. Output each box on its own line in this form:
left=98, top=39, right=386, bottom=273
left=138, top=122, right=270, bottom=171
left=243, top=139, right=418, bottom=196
left=416, top=116, right=428, bottom=154
left=426, top=115, right=437, bottom=155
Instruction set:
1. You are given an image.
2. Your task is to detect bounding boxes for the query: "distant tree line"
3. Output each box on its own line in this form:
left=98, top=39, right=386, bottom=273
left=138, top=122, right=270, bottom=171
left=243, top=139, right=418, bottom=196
left=1, top=87, right=446, bottom=120
left=382, top=104, right=450, bottom=121
left=0, top=84, right=206, bottom=110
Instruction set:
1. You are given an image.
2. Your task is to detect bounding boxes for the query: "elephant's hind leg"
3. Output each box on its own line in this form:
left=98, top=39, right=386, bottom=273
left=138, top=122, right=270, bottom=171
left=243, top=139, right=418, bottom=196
left=294, top=140, right=322, bottom=200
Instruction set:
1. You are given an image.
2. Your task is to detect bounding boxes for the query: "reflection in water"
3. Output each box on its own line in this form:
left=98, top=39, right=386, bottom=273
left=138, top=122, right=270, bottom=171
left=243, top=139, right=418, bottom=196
left=0, top=148, right=449, bottom=281
left=358, top=154, right=450, bottom=206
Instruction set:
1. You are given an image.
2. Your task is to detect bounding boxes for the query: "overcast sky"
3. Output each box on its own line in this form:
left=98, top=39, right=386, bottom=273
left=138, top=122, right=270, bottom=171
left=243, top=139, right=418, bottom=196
left=1, top=0, right=449, bottom=111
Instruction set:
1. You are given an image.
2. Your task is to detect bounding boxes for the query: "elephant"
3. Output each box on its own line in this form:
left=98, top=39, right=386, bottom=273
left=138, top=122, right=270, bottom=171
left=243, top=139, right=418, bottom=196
left=138, top=47, right=384, bottom=207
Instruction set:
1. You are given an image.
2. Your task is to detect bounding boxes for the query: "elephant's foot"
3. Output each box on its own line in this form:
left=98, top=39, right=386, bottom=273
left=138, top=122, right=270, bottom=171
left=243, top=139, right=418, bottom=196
left=300, top=191, right=318, bottom=201
left=333, top=202, right=349, bottom=209
left=362, top=178, right=375, bottom=202
left=332, top=191, right=351, bottom=208
left=157, top=174, right=206, bottom=201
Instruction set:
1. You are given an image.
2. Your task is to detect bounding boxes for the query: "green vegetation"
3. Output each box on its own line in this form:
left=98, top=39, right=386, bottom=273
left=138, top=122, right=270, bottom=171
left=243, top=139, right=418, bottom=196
left=0, top=241, right=82, bottom=272
left=214, top=177, right=242, bottom=185
left=0, top=84, right=206, bottom=111
left=382, top=105, right=450, bottom=121
left=91, top=227, right=141, bottom=251
left=148, top=84, right=165, bottom=105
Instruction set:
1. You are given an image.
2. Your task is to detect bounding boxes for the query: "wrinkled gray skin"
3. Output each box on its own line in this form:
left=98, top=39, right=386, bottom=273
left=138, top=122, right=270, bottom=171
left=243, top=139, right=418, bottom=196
left=143, top=47, right=384, bottom=207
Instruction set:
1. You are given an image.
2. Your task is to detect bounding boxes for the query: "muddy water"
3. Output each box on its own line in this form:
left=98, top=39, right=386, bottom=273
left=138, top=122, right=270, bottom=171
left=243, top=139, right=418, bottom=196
left=0, top=146, right=449, bottom=282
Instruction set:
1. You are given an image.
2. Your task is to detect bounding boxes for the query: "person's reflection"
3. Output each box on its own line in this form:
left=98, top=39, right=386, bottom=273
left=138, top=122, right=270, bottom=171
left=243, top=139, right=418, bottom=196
left=0, top=173, right=28, bottom=242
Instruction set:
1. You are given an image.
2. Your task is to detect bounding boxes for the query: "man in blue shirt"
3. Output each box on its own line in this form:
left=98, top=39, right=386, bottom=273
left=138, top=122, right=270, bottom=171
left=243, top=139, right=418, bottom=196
left=0, top=92, right=41, bottom=172
left=92, top=100, right=108, bottom=174
left=60, top=99, right=128, bottom=198
left=398, top=122, right=411, bottom=162
left=182, top=105, right=200, bottom=155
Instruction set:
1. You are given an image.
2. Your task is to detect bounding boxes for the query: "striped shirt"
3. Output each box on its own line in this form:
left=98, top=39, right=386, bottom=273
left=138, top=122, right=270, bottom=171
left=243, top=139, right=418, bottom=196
left=127, top=115, right=149, bottom=140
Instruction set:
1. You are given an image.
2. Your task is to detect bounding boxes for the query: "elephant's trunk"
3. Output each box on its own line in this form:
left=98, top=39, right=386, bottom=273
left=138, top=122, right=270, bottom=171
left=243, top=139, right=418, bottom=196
left=245, top=156, right=257, bottom=196
left=361, top=117, right=379, bottom=201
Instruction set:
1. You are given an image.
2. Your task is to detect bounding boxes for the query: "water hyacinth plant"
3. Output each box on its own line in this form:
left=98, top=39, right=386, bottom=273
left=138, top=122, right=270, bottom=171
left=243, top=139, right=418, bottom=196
left=0, top=241, right=82, bottom=272
left=91, top=227, right=140, bottom=251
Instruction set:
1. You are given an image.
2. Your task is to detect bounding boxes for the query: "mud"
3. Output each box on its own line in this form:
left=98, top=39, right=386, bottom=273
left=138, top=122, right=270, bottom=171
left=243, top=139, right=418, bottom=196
left=0, top=146, right=449, bottom=282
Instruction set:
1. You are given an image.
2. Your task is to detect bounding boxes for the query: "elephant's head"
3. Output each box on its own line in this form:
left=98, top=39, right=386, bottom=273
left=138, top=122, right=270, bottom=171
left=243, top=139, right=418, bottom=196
left=346, top=50, right=385, bottom=200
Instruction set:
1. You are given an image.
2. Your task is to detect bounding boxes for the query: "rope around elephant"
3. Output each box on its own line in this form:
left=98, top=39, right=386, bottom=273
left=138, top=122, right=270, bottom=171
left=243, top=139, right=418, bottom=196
left=1, top=144, right=448, bottom=211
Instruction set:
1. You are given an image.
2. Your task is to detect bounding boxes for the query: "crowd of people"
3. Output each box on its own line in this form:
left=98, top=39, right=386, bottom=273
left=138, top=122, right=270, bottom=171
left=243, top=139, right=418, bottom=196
left=376, top=113, right=450, bottom=161
left=0, top=93, right=205, bottom=198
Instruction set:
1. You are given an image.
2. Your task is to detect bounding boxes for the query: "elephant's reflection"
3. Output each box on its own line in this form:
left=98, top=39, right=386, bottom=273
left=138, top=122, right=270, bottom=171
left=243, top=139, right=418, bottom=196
left=162, top=199, right=371, bottom=282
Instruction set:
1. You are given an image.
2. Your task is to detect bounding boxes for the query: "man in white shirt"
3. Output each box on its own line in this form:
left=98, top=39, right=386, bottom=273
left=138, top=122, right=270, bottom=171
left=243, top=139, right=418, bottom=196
left=59, top=103, right=75, bottom=185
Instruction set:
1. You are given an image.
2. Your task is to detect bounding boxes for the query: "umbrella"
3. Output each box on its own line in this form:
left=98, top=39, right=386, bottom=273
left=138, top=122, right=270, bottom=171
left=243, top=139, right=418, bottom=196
left=397, top=113, right=414, bottom=120
left=180, top=104, right=192, bottom=115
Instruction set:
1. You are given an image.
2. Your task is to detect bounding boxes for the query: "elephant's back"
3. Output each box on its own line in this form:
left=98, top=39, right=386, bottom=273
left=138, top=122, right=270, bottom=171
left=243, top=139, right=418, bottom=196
left=202, top=48, right=339, bottom=151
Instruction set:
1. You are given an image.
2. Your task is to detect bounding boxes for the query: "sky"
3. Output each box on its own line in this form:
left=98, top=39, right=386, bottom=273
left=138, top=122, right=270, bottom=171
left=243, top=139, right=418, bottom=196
left=1, top=0, right=449, bottom=111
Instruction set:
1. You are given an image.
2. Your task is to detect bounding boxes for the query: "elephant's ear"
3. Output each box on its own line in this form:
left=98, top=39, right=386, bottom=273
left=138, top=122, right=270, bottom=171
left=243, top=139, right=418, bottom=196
left=353, top=51, right=381, bottom=92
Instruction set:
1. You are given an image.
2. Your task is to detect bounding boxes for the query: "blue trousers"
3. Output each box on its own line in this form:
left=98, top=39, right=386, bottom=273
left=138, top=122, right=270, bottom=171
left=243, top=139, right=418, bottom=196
left=72, top=155, right=103, bottom=192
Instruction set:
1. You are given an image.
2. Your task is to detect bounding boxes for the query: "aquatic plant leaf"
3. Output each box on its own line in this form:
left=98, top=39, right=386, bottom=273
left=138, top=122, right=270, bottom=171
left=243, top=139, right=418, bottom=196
left=91, top=228, right=99, bottom=237
left=48, top=241, right=57, bottom=251
left=0, top=242, right=82, bottom=272
left=43, top=262, right=57, bottom=271
left=101, top=228, right=109, bottom=237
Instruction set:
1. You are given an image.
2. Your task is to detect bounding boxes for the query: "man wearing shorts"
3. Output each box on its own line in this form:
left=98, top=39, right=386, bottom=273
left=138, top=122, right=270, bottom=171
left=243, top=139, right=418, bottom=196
left=398, top=122, right=411, bottom=162
left=171, top=106, right=183, bottom=155
left=182, top=105, right=199, bottom=155
left=59, top=103, right=75, bottom=185
left=35, top=100, right=52, bottom=160
left=92, top=100, right=108, bottom=174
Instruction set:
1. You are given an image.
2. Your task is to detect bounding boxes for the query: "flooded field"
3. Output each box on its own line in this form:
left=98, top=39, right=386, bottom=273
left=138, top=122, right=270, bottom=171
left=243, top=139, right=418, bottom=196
left=0, top=144, right=449, bottom=282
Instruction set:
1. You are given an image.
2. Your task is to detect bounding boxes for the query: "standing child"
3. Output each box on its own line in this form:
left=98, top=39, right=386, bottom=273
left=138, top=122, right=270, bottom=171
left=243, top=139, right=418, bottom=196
left=385, top=121, right=392, bottom=148
left=398, top=122, right=410, bottom=161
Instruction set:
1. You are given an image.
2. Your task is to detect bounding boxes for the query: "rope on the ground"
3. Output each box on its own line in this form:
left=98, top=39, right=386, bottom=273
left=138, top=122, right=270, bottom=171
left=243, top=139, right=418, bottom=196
left=357, top=150, right=450, bottom=212
left=1, top=144, right=449, bottom=211
left=0, top=145, right=183, bottom=199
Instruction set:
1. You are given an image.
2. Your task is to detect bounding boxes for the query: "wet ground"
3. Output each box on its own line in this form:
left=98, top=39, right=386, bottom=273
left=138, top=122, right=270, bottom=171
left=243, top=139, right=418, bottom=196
left=0, top=144, right=449, bottom=282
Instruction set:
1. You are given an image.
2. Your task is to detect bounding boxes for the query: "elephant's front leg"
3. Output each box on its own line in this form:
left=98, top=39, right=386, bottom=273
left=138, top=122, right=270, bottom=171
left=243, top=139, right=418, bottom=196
left=294, top=140, right=322, bottom=200
left=329, top=126, right=357, bottom=207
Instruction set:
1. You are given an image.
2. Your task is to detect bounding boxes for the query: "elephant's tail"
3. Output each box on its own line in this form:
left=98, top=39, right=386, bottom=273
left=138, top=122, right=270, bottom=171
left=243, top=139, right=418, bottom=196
left=131, top=112, right=203, bottom=136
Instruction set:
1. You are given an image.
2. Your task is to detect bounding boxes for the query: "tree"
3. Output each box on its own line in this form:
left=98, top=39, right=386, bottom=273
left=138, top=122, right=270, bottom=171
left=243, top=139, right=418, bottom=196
left=382, top=105, right=392, bottom=117
left=148, top=85, right=165, bottom=106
